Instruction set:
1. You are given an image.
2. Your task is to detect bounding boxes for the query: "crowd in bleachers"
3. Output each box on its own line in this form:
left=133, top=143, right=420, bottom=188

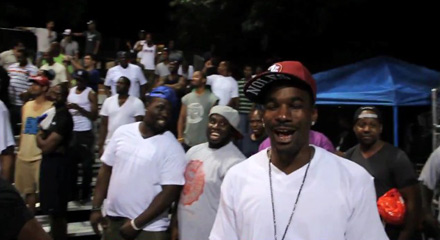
left=2, top=20, right=440, bottom=240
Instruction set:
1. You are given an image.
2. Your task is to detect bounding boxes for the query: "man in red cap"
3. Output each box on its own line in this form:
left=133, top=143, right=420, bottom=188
left=15, top=75, right=52, bottom=213
left=209, top=61, right=388, bottom=240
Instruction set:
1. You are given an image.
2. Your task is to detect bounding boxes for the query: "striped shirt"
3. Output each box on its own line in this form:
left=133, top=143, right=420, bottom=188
left=7, top=63, right=38, bottom=106
left=237, top=78, right=253, bottom=114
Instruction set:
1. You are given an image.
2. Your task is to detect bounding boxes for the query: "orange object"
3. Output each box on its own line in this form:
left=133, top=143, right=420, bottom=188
left=377, top=188, right=406, bottom=225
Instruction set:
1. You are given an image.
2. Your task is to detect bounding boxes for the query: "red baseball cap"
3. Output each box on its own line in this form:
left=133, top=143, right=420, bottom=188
left=244, top=61, right=317, bottom=104
left=29, top=75, right=50, bottom=86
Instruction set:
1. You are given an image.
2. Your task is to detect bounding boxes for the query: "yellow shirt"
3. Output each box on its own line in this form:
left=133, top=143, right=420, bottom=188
left=17, top=100, right=53, bottom=161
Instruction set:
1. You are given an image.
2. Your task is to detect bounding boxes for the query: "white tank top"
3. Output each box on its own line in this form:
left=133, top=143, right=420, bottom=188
left=140, top=44, right=156, bottom=70
left=68, top=86, right=93, bottom=131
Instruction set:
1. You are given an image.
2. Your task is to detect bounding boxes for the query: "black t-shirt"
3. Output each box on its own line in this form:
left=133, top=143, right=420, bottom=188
left=0, top=178, right=33, bottom=240
left=345, top=142, right=418, bottom=198
left=83, top=30, right=102, bottom=54
left=0, top=67, right=10, bottom=107
left=242, top=135, right=266, bottom=158
left=42, top=105, right=73, bottom=154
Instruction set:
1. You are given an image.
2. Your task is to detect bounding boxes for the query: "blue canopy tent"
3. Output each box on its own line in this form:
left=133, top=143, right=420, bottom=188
left=313, top=56, right=440, bottom=146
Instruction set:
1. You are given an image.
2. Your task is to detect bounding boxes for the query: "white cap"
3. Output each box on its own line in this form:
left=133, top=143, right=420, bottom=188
left=62, top=29, right=72, bottom=35
left=209, top=105, right=243, bottom=139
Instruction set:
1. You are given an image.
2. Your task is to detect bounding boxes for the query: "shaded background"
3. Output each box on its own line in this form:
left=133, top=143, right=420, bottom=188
left=0, top=0, right=438, bottom=72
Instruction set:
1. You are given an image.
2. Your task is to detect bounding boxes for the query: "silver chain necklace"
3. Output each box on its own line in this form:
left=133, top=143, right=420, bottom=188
left=268, top=149, right=312, bottom=240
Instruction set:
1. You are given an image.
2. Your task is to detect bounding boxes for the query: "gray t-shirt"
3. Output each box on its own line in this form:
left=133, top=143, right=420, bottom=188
left=178, top=142, right=245, bottom=240
left=346, top=142, right=418, bottom=198
left=60, top=39, right=79, bottom=56
left=155, top=62, right=170, bottom=77
left=181, top=90, right=218, bottom=147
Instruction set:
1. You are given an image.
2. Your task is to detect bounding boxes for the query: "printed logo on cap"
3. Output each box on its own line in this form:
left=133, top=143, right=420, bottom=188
left=268, top=63, right=283, bottom=73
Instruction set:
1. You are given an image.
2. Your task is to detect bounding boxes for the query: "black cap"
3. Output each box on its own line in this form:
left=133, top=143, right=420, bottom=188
left=72, top=69, right=89, bottom=81
left=353, top=106, right=382, bottom=123
left=42, top=69, right=56, bottom=80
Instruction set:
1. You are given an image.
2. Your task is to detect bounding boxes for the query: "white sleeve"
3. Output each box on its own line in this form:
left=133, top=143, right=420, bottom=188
left=345, top=175, right=389, bottom=240
left=137, top=67, right=148, bottom=85
left=230, top=80, right=239, bottom=98
left=419, top=149, right=440, bottom=190
left=159, top=143, right=186, bottom=185
left=188, top=66, right=194, bottom=79
left=206, top=75, right=214, bottom=85
left=100, top=128, right=119, bottom=166
left=133, top=99, right=145, bottom=117
left=104, top=68, right=113, bottom=87
left=99, top=99, right=109, bottom=116
left=209, top=171, right=239, bottom=240
left=29, top=66, right=39, bottom=76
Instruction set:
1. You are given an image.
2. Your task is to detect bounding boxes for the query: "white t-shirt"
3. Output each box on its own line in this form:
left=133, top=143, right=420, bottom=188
left=100, top=95, right=145, bottom=145
left=40, top=63, right=68, bottom=87
left=101, top=123, right=186, bottom=231
left=0, top=50, right=16, bottom=69
left=0, top=100, right=15, bottom=153
left=31, top=28, right=57, bottom=53
left=104, top=64, right=148, bottom=98
left=419, top=146, right=440, bottom=222
left=138, top=44, right=156, bottom=70
left=206, top=74, right=239, bottom=106
left=209, top=146, right=388, bottom=240
left=178, top=142, right=245, bottom=240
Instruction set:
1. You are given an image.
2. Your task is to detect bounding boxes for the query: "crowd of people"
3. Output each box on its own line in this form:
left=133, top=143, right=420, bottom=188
left=2, top=20, right=440, bottom=240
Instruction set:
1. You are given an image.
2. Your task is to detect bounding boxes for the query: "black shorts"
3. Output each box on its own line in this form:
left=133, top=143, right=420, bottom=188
left=39, top=153, right=71, bottom=216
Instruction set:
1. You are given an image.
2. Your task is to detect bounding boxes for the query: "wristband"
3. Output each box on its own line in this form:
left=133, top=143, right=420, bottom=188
left=91, top=206, right=102, bottom=211
left=131, top=219, right=141, bottom=231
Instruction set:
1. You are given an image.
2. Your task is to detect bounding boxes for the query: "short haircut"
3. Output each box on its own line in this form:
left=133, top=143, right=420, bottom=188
left=84, top=53, right=97, bottom=61
left=12, top=41, right=24, bottom=49
left=16, top=48, right=28, bottom=58
left=119, top=76, right=131, bottom=86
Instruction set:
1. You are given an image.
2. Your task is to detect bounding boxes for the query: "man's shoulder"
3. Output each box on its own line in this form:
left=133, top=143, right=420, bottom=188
left=187, top=142, right=209, bottom=156
left=108, top=65, right=119, bottom=72
left=381, top=142, right=404, bottom=154
left=128, top=95, right=143, bottom=103
left=129, top=63, right=141, bottom=70
left=154, top=132, right=185, bottom=155
left=54, top=62, right=66, bottom=70
left=103, top=94, right=118, bottom=103
left=222, top=143, right=246, bottom=160
left=0, top=50, right=12, bottom=57
left=316, top=147, right=373, bottom=183
left=226, top=150, right=264, bottom=178
left=113, top=122, right=139, bottom=137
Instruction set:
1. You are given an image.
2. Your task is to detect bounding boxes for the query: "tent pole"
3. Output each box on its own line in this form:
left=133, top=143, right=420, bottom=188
left=393, top=106, right=398, bottom=147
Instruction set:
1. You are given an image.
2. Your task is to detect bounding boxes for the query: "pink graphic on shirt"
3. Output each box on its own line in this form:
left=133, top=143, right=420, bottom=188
left=181, top=160, right=205, bottom=206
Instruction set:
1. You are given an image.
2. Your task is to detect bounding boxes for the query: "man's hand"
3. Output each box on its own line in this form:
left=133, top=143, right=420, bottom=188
left=67, top=103, right=81, bottom=110
left=170, top=222, right=179, bottom=240
left=90, top=210, right=107, bottom=235
left=119, top=219, right=140, bottom=240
